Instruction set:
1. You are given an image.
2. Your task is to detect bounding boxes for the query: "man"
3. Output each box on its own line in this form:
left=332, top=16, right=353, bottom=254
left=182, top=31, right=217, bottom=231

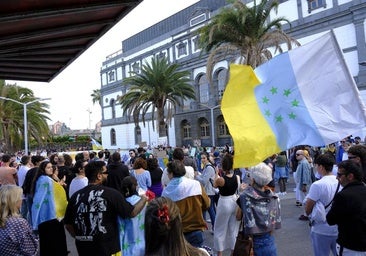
left=106, top=152, right=130, bottom=193
left=347, top=144, right=366, bottom=183
left=162, top=160, right=210, bottom=248
left=127, top=149, right=136, bottom=170
left=295, top=149, right=312, bottom=209
left=0, top=154, right=17, bottom=185
left=64, top=161, right=147, bottom=256
left=326, top=160, right=366, bottom=255
left=305, top=154, right=339, bottom=256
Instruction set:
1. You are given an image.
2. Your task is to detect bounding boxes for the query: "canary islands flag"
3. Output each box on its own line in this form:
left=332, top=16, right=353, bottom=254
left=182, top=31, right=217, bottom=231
left=91, top=137, right=103, bottom=150
left=222, top=31, right=366, bottom=168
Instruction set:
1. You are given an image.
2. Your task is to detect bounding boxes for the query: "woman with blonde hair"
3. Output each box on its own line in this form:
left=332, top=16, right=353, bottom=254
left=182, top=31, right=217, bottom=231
left=145, top=197, right=209, bottom=256
left=0, top=185, right=38, bottom=255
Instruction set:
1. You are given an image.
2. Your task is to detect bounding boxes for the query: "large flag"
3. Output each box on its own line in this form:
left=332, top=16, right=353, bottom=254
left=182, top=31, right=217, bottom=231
left=221, top=31, right=366, bottom=168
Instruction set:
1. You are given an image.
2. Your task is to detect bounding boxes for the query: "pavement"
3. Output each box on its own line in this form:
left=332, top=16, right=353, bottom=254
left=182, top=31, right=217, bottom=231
left=65, top=177, right=314, bottom=256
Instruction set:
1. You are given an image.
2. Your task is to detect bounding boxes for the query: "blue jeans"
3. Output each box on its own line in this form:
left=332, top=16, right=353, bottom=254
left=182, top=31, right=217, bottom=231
left=311, top=231, right=337, bottom=256
left=204, top=195, right=216, bottom=229
left=253, top=233, right=277, bottom=256
left=184, top=230, right=204, bottom=248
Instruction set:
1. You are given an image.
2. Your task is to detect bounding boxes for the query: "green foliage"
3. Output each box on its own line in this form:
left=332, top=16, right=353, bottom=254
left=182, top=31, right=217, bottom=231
left=119, top=56, right=195, bottom=136
left=0, top=80, right=50, bottom=153
left=198, top=0, right=299, bottom=80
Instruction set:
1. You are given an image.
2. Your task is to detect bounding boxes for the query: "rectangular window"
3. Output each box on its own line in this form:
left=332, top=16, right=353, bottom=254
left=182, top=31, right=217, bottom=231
left=308, top=0, right=326, bottom=13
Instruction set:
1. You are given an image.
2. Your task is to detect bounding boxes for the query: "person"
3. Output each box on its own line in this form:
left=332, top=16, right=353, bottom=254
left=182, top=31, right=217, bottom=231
left=326, top=160, right=366, bottom=255
left=147, top=157, right=163, bottom=197
left=0, top=185, right=39, bottom=256
left=238, top=162, right=281, bottom=256
left=295, top=149, right=312, bottom=208
left=347, top=144, right=366, bottom=183
left=274, top=151, right=288, bottom=196
left=213, top=153, right=241, bottom=256
left=161, top=147, right=195, bottom=187
left=68, top=160, right=88, bottom=198
left=17, top=155, right=32, bottom=219
left=22, top=155, right=45, bottom=225
left=64, top=161, right=148, bottom=256
left=130, top=157, right=151, bottom=193
left=31, top=160, right=68, bottom=256
left=127, top=149, right=136, bottom=170
left=106, top=151, right=130, bottom=193
left=195, top=151, right=216, bottom=230
left=304, top=154, right=339, bottom=256
left=0, top=154, right=18, bottom=185
left=145, top=197, right=209, bottom=256
left=162, top=160, right=210, bottom=248
left=118, top=176, right=147, bottom=256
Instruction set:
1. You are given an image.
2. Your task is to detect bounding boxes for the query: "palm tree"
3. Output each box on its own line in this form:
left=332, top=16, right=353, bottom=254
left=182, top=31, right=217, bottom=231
left=198, top=0, right=300, bottom=81
left=91, top=89, right=101, bottom=106
left=118, top=56, right=196, bottom=138
left=0, top=80, right=50, bottom=153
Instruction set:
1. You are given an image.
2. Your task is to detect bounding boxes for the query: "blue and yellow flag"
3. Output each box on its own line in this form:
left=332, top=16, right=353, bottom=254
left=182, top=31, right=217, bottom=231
left=222, top=32, right=366, bottom=168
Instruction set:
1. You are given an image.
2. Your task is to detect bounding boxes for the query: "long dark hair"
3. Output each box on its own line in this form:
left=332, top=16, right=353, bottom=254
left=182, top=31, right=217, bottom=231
left=145, top=197, right=207, bottom=256
left=30, top=160, right=50, bottom=196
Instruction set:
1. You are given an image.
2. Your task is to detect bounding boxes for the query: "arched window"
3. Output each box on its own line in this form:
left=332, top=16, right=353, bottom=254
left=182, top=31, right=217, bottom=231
left=110, top=128, right=116, bottom=145
left=181, top=120, right=191, bottom=139
left=199, top=118, right=210, bottom=138
left=217, top=115, right=230, bottom=136
left=110, top=99, right=116, bottom=119
left=198, top=75, right=209, bottom=103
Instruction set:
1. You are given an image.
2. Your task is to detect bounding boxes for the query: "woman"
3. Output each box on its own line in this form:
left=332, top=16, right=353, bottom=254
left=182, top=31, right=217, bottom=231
left=195, top=152, right=216, bottom=230
left=145, top=197, right=209, bottom=256
left=0, top=185, right=38, bottom=255
left=275, top=151, right=288, bottom=196
left=68, top=160, right=88, bottom=198
left=131, top=157, right=151, bottom=193
left=238, top=162, right=281, bottom=256
left=147, top=157, right=163, bottom=197
left=31, top=160, right=68, bottom=256
left=119, top=176, right=146, bottom=256
left=213, top=153, right=241, bottom=256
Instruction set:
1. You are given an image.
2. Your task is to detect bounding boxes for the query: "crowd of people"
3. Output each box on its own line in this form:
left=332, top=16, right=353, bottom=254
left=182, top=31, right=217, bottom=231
left=0, top=136, right=365, bottom=255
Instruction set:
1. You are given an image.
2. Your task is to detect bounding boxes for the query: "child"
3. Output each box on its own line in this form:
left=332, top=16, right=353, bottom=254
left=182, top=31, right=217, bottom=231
left=118, top=176, right=146, bottom=256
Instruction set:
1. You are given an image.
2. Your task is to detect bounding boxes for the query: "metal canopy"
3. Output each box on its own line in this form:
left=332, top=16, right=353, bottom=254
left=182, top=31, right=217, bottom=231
left=0, top=0, right=141, bottom=82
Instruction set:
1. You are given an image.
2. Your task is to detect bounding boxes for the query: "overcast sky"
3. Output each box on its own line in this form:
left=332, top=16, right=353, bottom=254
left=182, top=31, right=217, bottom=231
left=7, top=0, right=199, bottom=130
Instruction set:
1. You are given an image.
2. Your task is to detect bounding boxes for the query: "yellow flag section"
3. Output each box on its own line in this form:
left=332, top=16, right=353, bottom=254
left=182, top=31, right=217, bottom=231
left=54, top=181, right=68, bottom=220
left=221, top=64, right=281, bottom=168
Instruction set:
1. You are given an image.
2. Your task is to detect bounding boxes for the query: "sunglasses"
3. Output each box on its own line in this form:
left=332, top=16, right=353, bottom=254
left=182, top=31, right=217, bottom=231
left=102, top=171, right=109, bottom=175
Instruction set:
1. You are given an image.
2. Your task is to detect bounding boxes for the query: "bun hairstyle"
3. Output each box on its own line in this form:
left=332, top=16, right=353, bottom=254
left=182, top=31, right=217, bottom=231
left=121, top=176, right=138, bottom=198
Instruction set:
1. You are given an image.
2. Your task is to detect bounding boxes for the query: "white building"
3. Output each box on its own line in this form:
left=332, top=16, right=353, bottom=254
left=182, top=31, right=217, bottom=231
left=100, top=0, right=366, bottom=150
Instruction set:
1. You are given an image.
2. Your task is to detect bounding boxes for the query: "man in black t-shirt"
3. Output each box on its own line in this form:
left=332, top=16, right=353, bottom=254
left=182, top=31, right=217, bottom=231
left=64, top=161, right=147, bottom=256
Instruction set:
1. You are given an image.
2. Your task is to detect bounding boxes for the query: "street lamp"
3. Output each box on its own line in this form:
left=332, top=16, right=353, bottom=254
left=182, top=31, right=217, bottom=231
left=0, top=96, right=50, bottom=155
left=199, top=103, right=221, bottom=146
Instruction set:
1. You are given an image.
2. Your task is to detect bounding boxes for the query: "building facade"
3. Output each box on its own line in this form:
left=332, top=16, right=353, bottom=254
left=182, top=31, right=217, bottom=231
left=100, top=0, right=366, bottom=150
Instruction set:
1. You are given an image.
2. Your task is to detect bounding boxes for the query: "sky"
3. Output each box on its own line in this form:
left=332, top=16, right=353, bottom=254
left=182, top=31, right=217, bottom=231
left=6, top=0, right=199, bottom=130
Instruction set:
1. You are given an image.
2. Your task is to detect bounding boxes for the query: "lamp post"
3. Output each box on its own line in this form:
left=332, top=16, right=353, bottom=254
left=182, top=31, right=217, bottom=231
left=0, top=96, right=50, bottom=155
left=199, top=103, right=221, bottom=146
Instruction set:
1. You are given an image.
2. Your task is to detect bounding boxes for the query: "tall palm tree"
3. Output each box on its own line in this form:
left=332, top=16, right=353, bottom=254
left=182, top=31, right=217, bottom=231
left=0, top=80, right=50, bottom=153
left=91, top=89, right=101, bottom=106
left=198, top=0, right=300, bottom=81
left=119, top=56, right=195, bottom=138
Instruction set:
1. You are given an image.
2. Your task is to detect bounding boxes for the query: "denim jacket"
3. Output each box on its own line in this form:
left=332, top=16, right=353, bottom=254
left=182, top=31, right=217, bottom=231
left=239, top=186, right=281, bottom=235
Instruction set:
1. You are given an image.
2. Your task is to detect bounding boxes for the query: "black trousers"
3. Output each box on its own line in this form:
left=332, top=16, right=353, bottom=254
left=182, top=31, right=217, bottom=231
left=38, top=219, right=68, bottom=256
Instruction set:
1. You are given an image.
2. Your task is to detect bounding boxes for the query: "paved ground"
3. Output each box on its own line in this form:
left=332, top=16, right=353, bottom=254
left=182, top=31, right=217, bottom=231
left=65, top=177, right=314, bottom=255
